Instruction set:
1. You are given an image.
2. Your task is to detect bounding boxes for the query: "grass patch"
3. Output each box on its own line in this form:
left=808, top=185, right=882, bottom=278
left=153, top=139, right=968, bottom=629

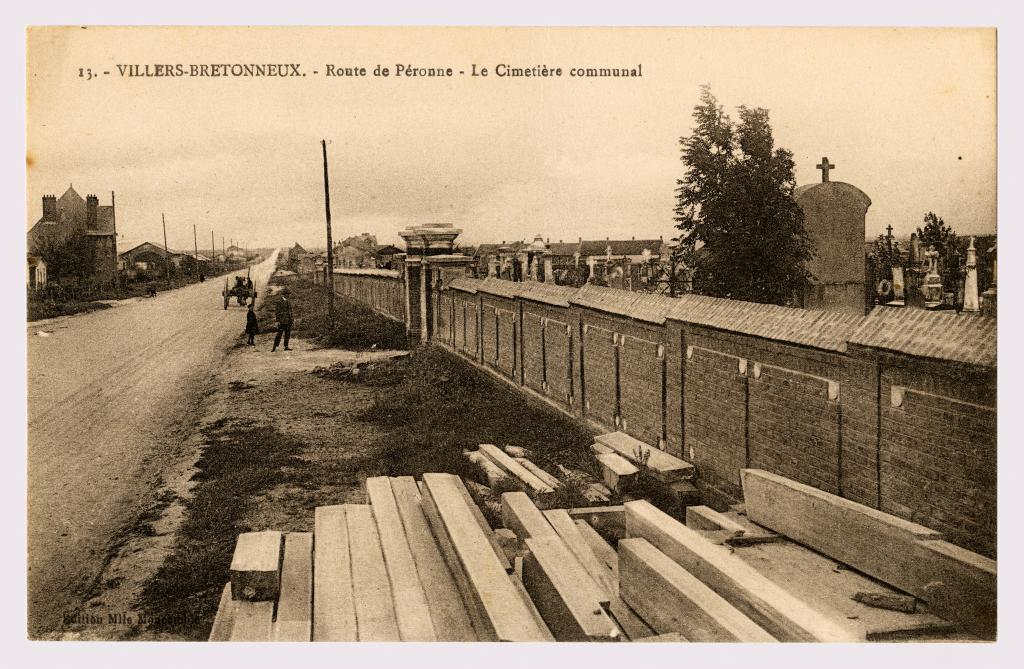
left=262, top=278, right=408, bottom=350
left=354, top=346, right=596, bottom=482
left=27, top=298, right=111, bottom=321
left=135, top=423, right=307, bottom=640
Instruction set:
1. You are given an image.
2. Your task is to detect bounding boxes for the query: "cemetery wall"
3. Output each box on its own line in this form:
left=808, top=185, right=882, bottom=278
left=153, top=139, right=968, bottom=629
left=443, top=282, right=997, bottom=557
left=322, top=270, right=405, bottom=322
left=329, top=275, right=997, bottom=557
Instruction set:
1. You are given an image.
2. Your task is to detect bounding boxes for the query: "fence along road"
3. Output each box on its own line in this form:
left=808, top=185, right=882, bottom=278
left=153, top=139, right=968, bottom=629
left=26, top=251, right=278, bottom=637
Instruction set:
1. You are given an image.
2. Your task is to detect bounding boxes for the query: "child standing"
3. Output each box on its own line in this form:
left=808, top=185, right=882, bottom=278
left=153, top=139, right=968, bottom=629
left=245, top=303, right=259, bottom=346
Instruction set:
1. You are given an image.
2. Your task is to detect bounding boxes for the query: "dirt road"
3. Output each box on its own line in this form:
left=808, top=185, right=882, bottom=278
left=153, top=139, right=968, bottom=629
left=27, top=252, right=278, bottom=637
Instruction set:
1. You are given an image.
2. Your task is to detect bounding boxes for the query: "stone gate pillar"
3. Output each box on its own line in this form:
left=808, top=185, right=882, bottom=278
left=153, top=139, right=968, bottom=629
left=398, top=223, right=473, bottom=344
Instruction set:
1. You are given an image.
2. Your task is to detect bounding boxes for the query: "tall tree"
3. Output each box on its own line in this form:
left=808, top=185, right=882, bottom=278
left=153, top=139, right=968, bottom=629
left=674, top=86, right=814, bottom=305
left=916, top=212, right=959, bottom=291
left=31, top=226, right=95, bottom=285
left=867, top=234, right=902, bottom=279
left=866, top=234, right=902, bottom=302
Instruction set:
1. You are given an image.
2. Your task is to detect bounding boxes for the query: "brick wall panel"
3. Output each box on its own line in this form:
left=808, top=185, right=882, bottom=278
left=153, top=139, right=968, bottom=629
left=466, top=298, right=479, bottom=358
left=684, top=345, right=747, bottom=498
left=545, top=319, right=572, bottom=408
left=521, top=311, right=545, bottom=392
left=583, top=324, right=617, bottom=429
left=453, top=296, right=466, bottom=351
left=880, top=369, right=996, bottom=557
left=619, top=335, right=664, bottom=448
left=748, top=365, right=841, bottom=493
left=496, top=307, right=516, bottom=378
left=482, top=303, right=498, bottom=367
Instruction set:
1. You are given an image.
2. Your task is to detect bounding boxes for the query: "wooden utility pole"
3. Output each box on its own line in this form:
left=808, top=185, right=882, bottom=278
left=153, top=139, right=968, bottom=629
left=211, top=230, right=216, bottom=264
left=112, top=190, right=120, bottom=297
left=322, top=139, right=335, bottom=322
left=193, top=224, right=200, bottom=281
left=162, top=213, right=172, bottom=289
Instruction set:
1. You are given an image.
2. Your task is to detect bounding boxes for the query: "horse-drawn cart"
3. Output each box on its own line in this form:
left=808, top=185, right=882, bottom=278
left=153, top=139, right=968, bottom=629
left=223, top=276, right=257, bottom=309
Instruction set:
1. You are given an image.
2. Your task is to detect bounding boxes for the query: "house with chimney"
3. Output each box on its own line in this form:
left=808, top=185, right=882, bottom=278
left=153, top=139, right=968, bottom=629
left=333, top=232, right=379, bottom=269
left=27, top=186, right=118, bottom=288
left=118, top=241, right=211, bottom=279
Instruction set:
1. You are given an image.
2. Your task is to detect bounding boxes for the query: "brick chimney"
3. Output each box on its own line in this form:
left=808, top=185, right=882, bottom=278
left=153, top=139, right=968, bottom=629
left=41, top=194, right=56, bottom=221
left=86, top=194, right=98, bottom=229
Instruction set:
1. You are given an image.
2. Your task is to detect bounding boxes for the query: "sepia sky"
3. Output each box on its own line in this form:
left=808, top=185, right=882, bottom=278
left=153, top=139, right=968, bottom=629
left=26, top=26, right=996, bottom=251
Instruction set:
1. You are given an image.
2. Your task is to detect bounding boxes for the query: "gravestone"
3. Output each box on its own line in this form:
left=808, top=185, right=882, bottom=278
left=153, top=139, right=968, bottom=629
left=794, top=157, right=871, bottom=315
left=962, top=237, right=980, bottom=313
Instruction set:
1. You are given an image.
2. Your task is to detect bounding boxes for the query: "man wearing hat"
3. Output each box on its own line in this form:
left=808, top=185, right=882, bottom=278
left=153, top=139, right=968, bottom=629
left=272, top=288, right=294, bottom=352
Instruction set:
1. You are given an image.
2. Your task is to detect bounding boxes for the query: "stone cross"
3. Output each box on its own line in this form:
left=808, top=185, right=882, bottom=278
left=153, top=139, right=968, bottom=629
left=816, top=156, right=835, bottom=182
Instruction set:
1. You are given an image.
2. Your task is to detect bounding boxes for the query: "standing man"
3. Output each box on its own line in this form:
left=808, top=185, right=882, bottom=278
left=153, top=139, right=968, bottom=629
left=245, top=303, right=259, bottom=346
left=272, top=288, right=293, bottom=352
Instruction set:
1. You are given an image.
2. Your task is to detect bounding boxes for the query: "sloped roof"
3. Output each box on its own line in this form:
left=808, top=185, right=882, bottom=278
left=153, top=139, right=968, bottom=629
left=32, top=187, right=115, bottom=234
left=570, top=283, right=634, bottom=314
left=475, top=241, right=526, bottom=257
left=627, top=292, right=683, bottom=325
left=847, top=307, right=996, bottom=368
left=332, top=267, right=400, bottom=278
left=515, top=282, right=578, bottom=308
left=474, top=244, right=502, bottom=257
left=477, top=276, right=525, bottom=299
left=667, top=293, right=862, bottom=352
left=569, top=284, right=680, bottom=324
left=442, top=275, right=997, bottom=364
left=578, top=239, right=663, bottom=257
left=548, top=241, right=581, bottom=257
left=449, top=277, right=483, bottom=293
left=119, top=241, right=201, bottom=259
left=83, top=206, right=116, bottom=235
left=338, top=245, right=371, bottom=257
left=338, top=239, right=376, bottom=254
left=58, top=185, right=83, bottom=205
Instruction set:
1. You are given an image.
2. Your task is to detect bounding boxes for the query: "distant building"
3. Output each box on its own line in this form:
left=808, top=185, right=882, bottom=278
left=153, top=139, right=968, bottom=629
left=296, top=254, right=317, bottom=275
left=226, top=245, right=246, bottom=259
left=576, top=237, right=664, bottom=286
left=287, top=243, right=308, bottom=262
left=473, top=235, right=665, bottom=287
left=118, top=241, right=210, bottom=278
left=341, top=232, right=378, bottom=251
left=333, top=232, right=379, bottom=269
left=27, top=186, right=118, bottom=288
left=374, top=244, right=402, bottom=269
left=27, top=255, right=47, bottom=290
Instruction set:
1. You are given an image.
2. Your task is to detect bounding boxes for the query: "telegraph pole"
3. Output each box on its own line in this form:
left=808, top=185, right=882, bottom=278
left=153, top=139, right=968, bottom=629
left=162, top=213, right=172, bottom=289
left=322, top=139, right=335, bottom=322
left=193, top=223, right=200, bottom=282
left=211, top=230, right=216, bottom=267
left=112, top=190, right=120, bottom=297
